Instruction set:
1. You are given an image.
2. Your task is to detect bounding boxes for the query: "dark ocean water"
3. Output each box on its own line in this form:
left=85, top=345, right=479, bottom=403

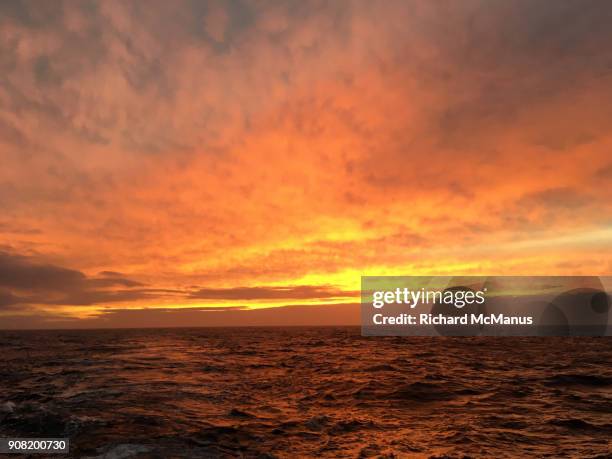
left=0, top=327, right=611, bottom=458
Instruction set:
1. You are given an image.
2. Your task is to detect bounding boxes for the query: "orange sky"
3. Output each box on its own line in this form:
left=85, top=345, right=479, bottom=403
left=1, top=0, right=611, bottom=328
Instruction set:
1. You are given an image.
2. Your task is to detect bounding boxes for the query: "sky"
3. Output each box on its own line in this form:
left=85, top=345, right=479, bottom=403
left=1, top=0, right=611, bottom=328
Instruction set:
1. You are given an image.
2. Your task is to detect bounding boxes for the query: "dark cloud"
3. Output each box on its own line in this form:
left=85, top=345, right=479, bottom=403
left=0, top=250, right=355, bottom=312
left=189, top=285, right=354, bottom=300
left=0, top=251, right=153, bottom=308
left=0, top=302, right=361, bottom=329
left=0, top=0, right=63, bottom=27
left=33, top=55, right=63, bottom=87
left=595, top=163, right=612, bottom=180
left=98, top=270, right=128, bottom=277
left=0, top=251, right=86, bottom=291
left=49, top=288, right=181, bottom=307
left=519, top=187, right=590, bottom=210
left=409, top=0, right=612, bottom=150
left=0, top=289, right=22, bottom=308
left=86, top=277, right=144, bottom=288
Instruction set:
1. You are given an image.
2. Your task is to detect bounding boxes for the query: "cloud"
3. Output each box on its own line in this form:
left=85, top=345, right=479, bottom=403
left=0, top=302, right=361, bottom=329
left=1, top=1, right=612, bottom=327
left=0, top=250, right=153, bottom=308
left=189, top=285, right=355, bottom=301
left=0, top=251, right=86, bottom=291
left=0, top=289, right=22, bottom=308
left=519, top=187, right=590, bottom=210
left=595, top=163, right=612, bottom=180
left=98, top=270, right=129, bottom=277
left=0, top=249, right=358, bottom=314
left=48, top=287, right=180, bottom=307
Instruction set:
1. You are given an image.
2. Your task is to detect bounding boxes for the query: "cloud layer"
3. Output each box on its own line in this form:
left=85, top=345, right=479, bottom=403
left=1, top=0, right=611, bottom=327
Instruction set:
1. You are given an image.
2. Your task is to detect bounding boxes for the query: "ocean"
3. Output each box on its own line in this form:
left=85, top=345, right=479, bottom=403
left=1, top=327, right=611, bottom=458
